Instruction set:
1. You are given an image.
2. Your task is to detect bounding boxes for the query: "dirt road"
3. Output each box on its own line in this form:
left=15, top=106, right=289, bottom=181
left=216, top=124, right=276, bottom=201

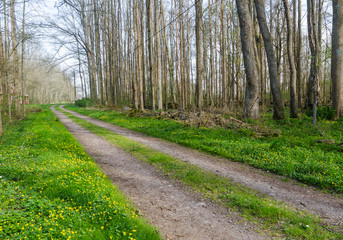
left=59, top=106, right=343, bottom=228
left=52, top=106, right=263, bottom=240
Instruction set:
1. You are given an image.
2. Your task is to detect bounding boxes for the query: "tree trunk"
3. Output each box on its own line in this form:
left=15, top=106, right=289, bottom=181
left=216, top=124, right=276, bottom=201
left=282, top=0, right=297, bottom=118
left=254, top=0, right=285, bottom=120
left=220, top=0, right=227, bottom=109
left=307, top=0, right=318, bottom=124
left=195, top=0, right=203, bottom=110
left=21, top=0, right=26, bottom=117
left=147, top=0, right=155, bottom=109
left=332, top=0, right=343, bottom=118
left=296, top=0, right=302, bottom=108
left=10, top=0, right=19, bottom=115
left=236, top=0, right=260, bottom=119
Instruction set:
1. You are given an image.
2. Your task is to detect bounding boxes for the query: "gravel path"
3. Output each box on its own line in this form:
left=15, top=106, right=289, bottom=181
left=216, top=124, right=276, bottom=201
left=60, top=106, right=343, bottom=227
left=52, top=107, right=264, bottom=240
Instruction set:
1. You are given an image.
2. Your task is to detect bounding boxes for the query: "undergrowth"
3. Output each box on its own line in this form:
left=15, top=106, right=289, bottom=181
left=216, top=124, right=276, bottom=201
left=0, top=106, right=160, bottom=240
left=64, top=104, right=343, bottom=194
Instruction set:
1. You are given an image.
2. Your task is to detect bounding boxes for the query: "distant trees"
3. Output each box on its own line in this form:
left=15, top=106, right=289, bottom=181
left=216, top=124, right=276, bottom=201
left=1, top=0, right=341, bottom=132
left=0, top=0, right=75, bottom=135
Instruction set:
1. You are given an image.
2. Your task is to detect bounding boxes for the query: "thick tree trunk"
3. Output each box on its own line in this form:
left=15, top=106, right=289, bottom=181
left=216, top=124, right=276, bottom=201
left=254, top=0, right=285, bottom=120
left=332, top=0, right=343, bottom=118
left=306, top=0, right=318, bottom=111
left=236, top=0, right=260, bottom=119
left=282, top=0, right=297, bottom=118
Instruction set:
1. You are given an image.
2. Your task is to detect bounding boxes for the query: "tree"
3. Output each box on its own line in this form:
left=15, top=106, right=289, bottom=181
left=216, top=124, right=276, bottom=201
left=282, top=0, right=297, bottom=118
left=307, top=0, right=318, bottom=124
left=146, top=0, right=155, bottom=109
left=195, top=0, right=203, bottom=110
left=332, top=0, right=343, bottom=118
left=254, top=0, right=285, bottom=120
left=235, top=0, right=260, bottom=119
left=10, top=0, right=19, bottom=115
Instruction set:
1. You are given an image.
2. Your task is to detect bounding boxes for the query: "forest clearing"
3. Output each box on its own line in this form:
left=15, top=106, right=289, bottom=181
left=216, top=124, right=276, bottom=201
left=1, top=0, right=343, bottom=239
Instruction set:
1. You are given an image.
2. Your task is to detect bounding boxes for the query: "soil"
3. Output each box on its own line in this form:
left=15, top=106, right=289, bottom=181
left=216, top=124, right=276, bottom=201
left=52, top=107, right=264, bottom=240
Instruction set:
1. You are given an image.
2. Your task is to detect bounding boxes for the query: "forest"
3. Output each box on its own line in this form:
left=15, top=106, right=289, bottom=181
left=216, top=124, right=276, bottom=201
left=0, top=0, right=342, bottom=129
left=1, top=0, right=343, bottom=239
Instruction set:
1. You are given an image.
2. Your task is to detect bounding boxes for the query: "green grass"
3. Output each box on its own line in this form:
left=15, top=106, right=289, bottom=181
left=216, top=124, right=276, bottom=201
left=59, top=107, right=342, bottom=240
left=0, top=106, right=161, bottom=240
left=63, top=105, right=343, bottom=194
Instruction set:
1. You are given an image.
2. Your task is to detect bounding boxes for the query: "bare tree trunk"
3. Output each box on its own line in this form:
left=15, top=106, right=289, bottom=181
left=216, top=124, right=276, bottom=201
left=179, top=1, right=186, bottom=109
left=21, top=0, right=26, bottom=117
left=236, top=0, right=260, bottom=119
left=317, top=0, right=323, bottom=104
left=220, top=0, right=227, bottom=109
left=306, top=0, right=318, bottom=111
left=0, top=9, right=4, bottom=135
left=307, top=0, right=318, bottom=124
left=296, top=0, right=302, bottom=108
left=332, top=0, right=343, bottom=118
left=254, top=0, right=285, bottom=120
left=160, top=0, right=169, bottom=109
left=10, top=0, right=19, bottom=115
left=282, top=0, right=297, bottom=118
left=195, top=0, right=203, bottom=110
left=147, top=0, right=155, bottom=109
left=154, top=0, right=162, bottom=110
left=93, top=0, right=104, bottom=104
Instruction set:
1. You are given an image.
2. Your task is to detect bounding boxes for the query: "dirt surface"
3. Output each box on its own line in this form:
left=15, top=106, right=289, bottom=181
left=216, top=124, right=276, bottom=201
left=52, top=107, right=264, bottom=240
left=60, top=106, right=343, bottom=227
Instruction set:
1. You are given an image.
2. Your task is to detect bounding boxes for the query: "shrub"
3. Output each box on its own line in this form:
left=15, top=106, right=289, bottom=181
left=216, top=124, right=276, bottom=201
left=75, top=98, right=94, bottom=108
left=305, top=106, right=336, bottom=120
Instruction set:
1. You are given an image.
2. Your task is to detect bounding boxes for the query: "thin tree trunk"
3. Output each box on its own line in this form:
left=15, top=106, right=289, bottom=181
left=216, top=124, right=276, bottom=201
left=10, top=0, right=19, bottom=115
left=21, top=0, right=26, bottom=117
left=147, top=0, right=155, bottom=109
left=195, top=0, right=203, bottom=110
left=154, top=0, right=162, bottom=110
left=282, top=0, right=297, bottom=118
left=296, top=0, right=302, bottom=108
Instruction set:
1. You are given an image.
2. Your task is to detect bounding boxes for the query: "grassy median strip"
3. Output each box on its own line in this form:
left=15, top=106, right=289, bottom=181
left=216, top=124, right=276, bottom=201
left=0, top=106, right=161, bottom=240
left=59, top=107, right=342, bottom=240
left=63, top=105, right=343, bottom=194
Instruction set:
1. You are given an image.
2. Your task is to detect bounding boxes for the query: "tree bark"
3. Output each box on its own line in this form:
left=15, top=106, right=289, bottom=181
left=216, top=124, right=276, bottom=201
left=236, top=0, right=260, bottom=119
left=282, top=0, right=297, bottom=118
left=307, top=0, right=318, bottom=124
left=254, top=0, right=285, bottom=120
left=147, top=0, right=155, bottom=109
left=10, top=0, right=19, bottom=115
left=296, top=0, right=302, bottom=108
left=332, top=0, right=343, bottom=118
left=195, top=0, right=203, bottom=110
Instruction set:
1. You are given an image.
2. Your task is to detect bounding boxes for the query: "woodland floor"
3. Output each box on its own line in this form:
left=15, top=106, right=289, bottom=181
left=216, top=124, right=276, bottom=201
left=52, top=106, right=343, bottom=239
